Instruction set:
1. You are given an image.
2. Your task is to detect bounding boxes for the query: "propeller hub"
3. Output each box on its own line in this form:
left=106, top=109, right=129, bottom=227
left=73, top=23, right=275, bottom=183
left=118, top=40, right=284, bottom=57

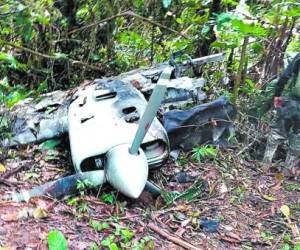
left=105, top=144, right=148, bottom=199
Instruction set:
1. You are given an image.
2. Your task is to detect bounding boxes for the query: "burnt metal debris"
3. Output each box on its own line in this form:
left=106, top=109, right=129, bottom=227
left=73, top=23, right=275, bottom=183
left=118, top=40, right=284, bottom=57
left=163, top=96, right=237, bottom=151
left=2, top=53, right=236, bottom=201
left=2, top=90, right=71, bottom=147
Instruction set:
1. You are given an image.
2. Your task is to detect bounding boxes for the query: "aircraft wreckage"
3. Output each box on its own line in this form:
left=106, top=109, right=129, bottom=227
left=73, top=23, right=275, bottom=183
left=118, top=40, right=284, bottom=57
left=0, top=53, right=237, bottom=201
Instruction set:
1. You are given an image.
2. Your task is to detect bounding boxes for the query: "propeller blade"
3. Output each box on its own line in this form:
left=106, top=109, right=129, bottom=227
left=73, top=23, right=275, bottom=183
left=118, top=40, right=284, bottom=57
left=9, top=170, right=106, bottom=202
left=129, top=67, right=173, bottom=155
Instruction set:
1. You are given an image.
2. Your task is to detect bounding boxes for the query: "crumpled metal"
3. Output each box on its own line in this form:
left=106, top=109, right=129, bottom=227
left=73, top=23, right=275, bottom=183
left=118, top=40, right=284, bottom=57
left=162, top=96, right=237, bottom=150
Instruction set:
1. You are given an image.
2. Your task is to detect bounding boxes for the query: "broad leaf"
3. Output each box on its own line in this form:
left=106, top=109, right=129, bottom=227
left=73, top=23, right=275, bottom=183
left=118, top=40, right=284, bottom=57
left=0, top=53, right=18, bottom=68
left=48, top=230, right=67, bottom=250
left=39, top=139, right=62, bottom=150
left=280, top=205, right=290, bottom=218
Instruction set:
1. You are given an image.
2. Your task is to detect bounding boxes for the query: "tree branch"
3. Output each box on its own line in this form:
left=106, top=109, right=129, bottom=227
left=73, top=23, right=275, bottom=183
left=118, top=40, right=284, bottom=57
left=68, top=10, right=188, bottom=38
left=0, top=39, right=104, bottom=72
left=148, top=222, right=201, bottom=250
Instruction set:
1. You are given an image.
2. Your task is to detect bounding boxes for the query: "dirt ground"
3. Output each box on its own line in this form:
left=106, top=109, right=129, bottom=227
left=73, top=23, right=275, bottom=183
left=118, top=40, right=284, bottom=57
left=0, top=136, right=300, bottom=250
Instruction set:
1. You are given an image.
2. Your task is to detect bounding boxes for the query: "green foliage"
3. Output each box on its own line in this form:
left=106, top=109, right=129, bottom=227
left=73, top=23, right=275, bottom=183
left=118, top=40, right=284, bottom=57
left=0, top=53, right=18, bottom=69
left=89, top=219, right=110, bottom=232
left=76, top=179, right=92, bottom=196
left=101, top=235, right=118, bottom=250
left=48, top=230, right=68, bottom=250
left=0, top=77, right=32, bottom=107
left=0, top=0, right=298, bottom=110
left=260, top=230, right=274, bottom=243
left=229, top=185, right=246, bottom=205
left=101, top=192, right=115, bottom=204
left=192, top=145, right=218, bottom=162
left=89, top=242, right=99, bottom=250
left=39, top=139, right=62, bottom=151
left=92, top=221, right=155, bottom=250
left=162, top=179, right=207, bottom=205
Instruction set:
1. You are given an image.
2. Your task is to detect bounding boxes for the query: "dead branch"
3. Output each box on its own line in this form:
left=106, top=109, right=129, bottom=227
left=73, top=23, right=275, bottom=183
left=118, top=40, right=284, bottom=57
left=68, top=10, right=188, bottom=38
left=0, top=178, right=21, bottom=187
left=0, top=40, right=104, bottom=72
left=148, top=222, right=201, bottom=250
left=0, top=161, right=31, bottom=179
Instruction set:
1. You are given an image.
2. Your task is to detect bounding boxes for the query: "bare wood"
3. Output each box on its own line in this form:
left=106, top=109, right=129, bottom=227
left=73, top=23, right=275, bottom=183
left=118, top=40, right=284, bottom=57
left=232, top=36, right=249, bottom=104
left=68, top=10, right=188, bottom=38
left=148, top=222, right=201, bottom=250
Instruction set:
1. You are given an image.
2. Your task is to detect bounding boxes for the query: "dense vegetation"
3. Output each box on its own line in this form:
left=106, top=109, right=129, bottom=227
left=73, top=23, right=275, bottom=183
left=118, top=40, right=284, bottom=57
left=0, top=0, right=299, bottom=107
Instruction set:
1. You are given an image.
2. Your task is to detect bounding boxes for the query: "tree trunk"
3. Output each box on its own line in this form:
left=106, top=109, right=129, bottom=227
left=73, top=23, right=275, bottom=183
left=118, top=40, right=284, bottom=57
left=232, top=36, right=249, bottom=104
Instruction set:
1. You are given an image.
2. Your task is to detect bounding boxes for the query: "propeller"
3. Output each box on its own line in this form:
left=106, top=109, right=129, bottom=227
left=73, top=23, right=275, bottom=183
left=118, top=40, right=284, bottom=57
left=105, top=67, right=173, bottom=198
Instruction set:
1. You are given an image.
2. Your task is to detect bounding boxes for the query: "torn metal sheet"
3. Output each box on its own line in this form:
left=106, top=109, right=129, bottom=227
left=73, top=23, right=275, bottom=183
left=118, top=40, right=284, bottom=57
left=163, top=96, right=237, bottom=151
left=120, top=73, right=207, bottom=107
left=119, top=53, right=224, bottom=106
left=1, top=90, right=72, bottom=147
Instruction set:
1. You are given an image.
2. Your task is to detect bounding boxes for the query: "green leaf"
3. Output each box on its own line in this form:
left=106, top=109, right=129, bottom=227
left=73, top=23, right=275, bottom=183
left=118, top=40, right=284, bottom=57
left=121, top=228, right=134, bottom=241
left=216, top=12, right=234, bottom=31
left=39, top=139, right=62, bottom=150
left=0, top=53, right=18, bottom=68
left=176, top=18, right=184, bottom=24
left=101, top=193, right=115, bottom=204
left=7, top=91, right=28, bottom=107
left=162, top=0, right=172, bottom=8
left=91, top=54, right=101, bottom=62
left=23, top=21, right=33, bottom=42
left=231, top=19, right=266, bottom=36
left=89, top=242, right=99, bottom=250
left=280, top=205, right=290, bottom=218
left=54, top=53, right=68, bottom=60
left=201, top=25, right=210, bottom=35
left=89, top=219, right=102, bottom=231
left=284, top=6, right=300, bottom=17
left=36, top=81, right=48, bottom=94
left=48, top=230, right=67, bottom=250
left=101, top=235, right=115, bottom=247
left=282, top=244, right=290, bottom=250
left=102, top=222, right=110, bottom=229
left=262, top=194, right=276, bottom=201
left=109, top=243, right=119, bottom=250
left=294, top=243, right=300, bottom=250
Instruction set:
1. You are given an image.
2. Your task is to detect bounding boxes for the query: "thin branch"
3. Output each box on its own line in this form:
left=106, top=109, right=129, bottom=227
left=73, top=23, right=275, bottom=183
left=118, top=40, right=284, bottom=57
left=68, top=10, right=188, bottom=38
left=0, top=39, right=104, bottom=72
left=148, top=222, right=201, bottom=250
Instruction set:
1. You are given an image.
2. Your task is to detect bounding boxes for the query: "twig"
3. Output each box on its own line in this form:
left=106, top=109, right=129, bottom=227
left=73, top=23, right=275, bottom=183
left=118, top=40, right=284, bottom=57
left=0, top=39, right=104, bottom=72
left=0, top=178, right=20, bottom=187
left=237, top=136, right=259, bottom=156
left=148, top=222, right=201, bottom=250
left=271, top=229, right=287, bottom=250
left=68, top=10, right=188, bottom=38
left=1, top=161, right=30, bottom=179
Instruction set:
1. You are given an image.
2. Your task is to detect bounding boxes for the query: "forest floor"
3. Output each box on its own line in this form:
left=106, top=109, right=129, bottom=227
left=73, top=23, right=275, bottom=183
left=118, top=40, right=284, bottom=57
left=0, top=132, right=300, bottom=250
